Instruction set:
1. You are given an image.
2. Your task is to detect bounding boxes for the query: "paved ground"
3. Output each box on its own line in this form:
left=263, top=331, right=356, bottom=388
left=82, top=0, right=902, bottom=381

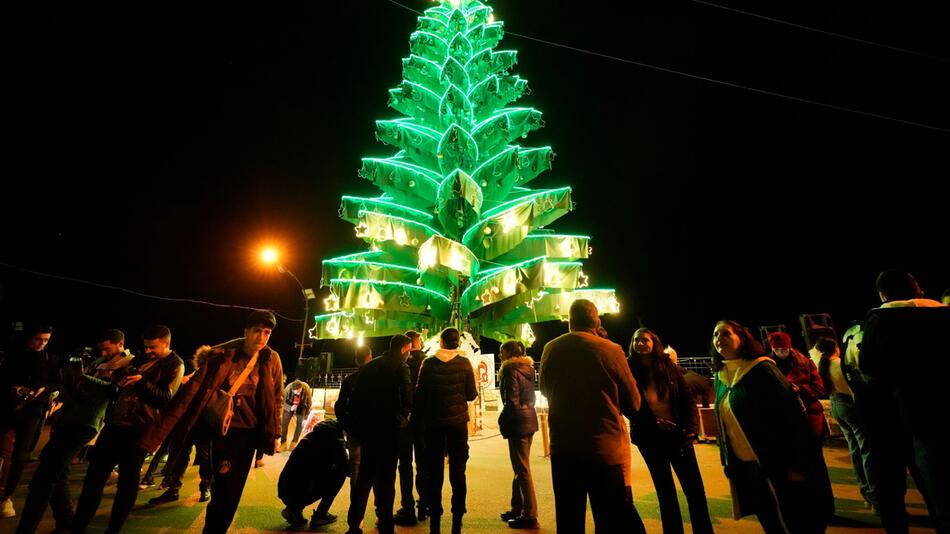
left=1, top=418, right=934, bottom=533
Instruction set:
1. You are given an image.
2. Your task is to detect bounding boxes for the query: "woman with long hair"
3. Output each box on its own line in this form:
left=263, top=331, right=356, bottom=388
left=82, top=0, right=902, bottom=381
left=712, top=320, right=827, bottom=533
left=628, top=328, right=713, bottom=534
left=815, top=336, right=874, bottom=510
left=497, top=340, right=540, bottom=529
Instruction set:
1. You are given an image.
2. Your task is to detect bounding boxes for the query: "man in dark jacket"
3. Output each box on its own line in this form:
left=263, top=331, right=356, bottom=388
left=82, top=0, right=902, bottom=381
left=394, top=330, right=428, bottom=525
left=336, top=345, right=372, bottom=497
left=860, top=270, right=950, bottom=533
left=414, top=328, right=477, bottom=534
left=14, top=329, right=132, bottom=533
left=345, top=334, right=413, bottom=534
left=540, top=300, right=646, bottom=534
left=0, top=324, right=59, bottom=520
left=278, top=419, right=348, bottom=528
left=137, top=310, right=284, bottom=534
left=71, top=325, right=184, bottom=534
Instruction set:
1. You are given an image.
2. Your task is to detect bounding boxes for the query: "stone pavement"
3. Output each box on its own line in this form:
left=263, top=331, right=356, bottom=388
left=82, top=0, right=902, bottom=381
left=1, top=420, right=934, bottom=533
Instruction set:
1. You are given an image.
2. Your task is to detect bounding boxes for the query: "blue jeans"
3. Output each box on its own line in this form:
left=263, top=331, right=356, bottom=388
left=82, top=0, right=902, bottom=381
left=831, top=393, right=873, bottom=505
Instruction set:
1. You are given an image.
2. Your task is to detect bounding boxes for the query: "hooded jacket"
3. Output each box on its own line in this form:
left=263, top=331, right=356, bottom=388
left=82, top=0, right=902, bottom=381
left=498, top=356, right=538, bottom=439
left=137, top=338, right=283, bottom=455
left=414, top=348, right=477, bottom=426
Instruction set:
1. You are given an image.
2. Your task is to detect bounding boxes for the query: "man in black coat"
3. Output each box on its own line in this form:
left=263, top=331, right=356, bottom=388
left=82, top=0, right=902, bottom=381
left=344, top=334, right=413, bottom=534
left=278, top=419, right=348, bottom=528
left=860, top=270, right=950, bottom=533
left=394, top=330, right=428, bottom=525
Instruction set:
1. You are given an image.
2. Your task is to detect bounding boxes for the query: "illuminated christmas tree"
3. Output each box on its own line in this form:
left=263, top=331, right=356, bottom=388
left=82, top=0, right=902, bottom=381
left=310, top=0, right=619, bottom=346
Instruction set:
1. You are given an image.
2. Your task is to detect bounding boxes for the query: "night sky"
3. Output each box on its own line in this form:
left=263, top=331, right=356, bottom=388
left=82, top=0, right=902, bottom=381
left=4, top=1, right=948, bottom=368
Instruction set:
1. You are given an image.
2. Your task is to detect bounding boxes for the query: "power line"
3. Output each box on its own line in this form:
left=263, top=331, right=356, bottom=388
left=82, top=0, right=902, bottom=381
left=503, top=31, right=950, bottom=134
left=384, top=0, right=950, bottom=135
left=691, top=0, right=950, bottom=65
left=0, top=261, right=303, bottom=322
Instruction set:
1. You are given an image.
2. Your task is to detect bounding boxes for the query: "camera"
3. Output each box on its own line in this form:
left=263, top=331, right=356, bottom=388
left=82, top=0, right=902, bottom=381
left=66, top=347, right=93, bottom=366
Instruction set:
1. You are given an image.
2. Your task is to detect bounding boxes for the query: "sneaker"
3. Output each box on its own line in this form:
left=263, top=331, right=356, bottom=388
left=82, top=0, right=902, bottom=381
left=508, top=517, right=540, bottom=529
left=310, top=512, right=338, bottom=527
left=255, top=459, right=265, bottom=468
left=199, top=488, right=211, bottom=502
left=393, top=508, right=417, bottom=526
left=147, top=489, right=180, bottom=505
left=138, top=477, right=155, bottom=490
left=281, top=507, right=308, bottom=527
left=500, top=510, right=519, bottom=522
left=1, top=497, right=15, bottom=518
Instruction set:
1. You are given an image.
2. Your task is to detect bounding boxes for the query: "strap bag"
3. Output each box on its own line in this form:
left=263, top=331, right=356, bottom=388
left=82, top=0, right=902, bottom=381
left=202, top=352, right=258, bottom=436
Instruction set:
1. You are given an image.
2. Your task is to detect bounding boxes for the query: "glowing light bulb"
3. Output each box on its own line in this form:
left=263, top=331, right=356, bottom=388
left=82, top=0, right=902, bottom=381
left=419, top=243, right=437, bottom=270
left=448, top=249, right=465, bottom=272
left=502, top=212, right=518, bottom=233
left=559, top=238, right=573, bottom=257
left=394, top=227, right=408, bottom=246
left=503, top=271, right=517, bottom=295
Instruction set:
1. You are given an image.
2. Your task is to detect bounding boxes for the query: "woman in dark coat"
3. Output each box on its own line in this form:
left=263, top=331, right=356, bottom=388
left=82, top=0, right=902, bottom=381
left=712, top=320, right=827, bottom=533
left=497, top=340, right=539, bottom=529
left=628, top=328, right=712, bottom=534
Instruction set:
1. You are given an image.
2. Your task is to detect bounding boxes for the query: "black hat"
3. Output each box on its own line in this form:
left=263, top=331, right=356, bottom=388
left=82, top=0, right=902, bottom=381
left=245, top=310, right=277, bottom=329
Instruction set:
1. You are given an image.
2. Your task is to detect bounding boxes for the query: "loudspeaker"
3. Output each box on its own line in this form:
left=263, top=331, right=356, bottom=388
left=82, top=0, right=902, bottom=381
left=317, top=352, right=333, bottom=374
left=296, top=357, right=320, bottom=383
left=799, top=313, right=836, bottom=350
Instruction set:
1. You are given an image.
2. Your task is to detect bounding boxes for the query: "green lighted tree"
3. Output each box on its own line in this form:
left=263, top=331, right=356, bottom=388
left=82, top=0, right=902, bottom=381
left=310, top=0, right=619, bottom=345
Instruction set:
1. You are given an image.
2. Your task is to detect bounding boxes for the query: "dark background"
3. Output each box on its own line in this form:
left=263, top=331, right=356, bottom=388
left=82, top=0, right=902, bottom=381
left=3, top=1, right=948, bottom=371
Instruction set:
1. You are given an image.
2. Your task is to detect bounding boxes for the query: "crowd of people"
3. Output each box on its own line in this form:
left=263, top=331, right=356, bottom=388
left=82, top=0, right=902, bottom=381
left=0, top=269, right=947, bottom=534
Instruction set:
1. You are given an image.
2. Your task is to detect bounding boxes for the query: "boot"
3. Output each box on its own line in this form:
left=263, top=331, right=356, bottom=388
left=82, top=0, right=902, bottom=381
left=429, top=515, right=441, bottom=534
left=452, top=514, right=463, bottom=534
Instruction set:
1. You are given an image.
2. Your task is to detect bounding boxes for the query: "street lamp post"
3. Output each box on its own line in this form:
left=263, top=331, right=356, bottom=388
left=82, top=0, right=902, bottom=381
left=259, top=247, right=314, bottom=361
left=277, top=264, right=315, bottom=361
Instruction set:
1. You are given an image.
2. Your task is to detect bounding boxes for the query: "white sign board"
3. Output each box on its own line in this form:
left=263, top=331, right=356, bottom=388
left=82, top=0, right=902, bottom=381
left=468, top=353, right=495, bottom=390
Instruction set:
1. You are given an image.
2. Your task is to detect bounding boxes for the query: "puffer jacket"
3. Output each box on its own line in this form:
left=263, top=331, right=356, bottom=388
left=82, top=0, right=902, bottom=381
left=414, top=349, right=477, bottom=426
left=499, top=356, right=539, bottom=439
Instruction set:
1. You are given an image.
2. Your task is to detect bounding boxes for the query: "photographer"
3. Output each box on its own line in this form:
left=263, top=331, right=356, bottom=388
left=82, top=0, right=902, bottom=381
left=0, top=324, right=60, bottom=520
left=70, top=325, right=183, bottom=534
left=15, top=329, right=133, bottom=533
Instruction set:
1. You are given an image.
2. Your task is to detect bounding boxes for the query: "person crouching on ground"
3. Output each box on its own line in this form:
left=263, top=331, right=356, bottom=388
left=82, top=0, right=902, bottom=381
left=278, top=419, right=347, bottom=529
